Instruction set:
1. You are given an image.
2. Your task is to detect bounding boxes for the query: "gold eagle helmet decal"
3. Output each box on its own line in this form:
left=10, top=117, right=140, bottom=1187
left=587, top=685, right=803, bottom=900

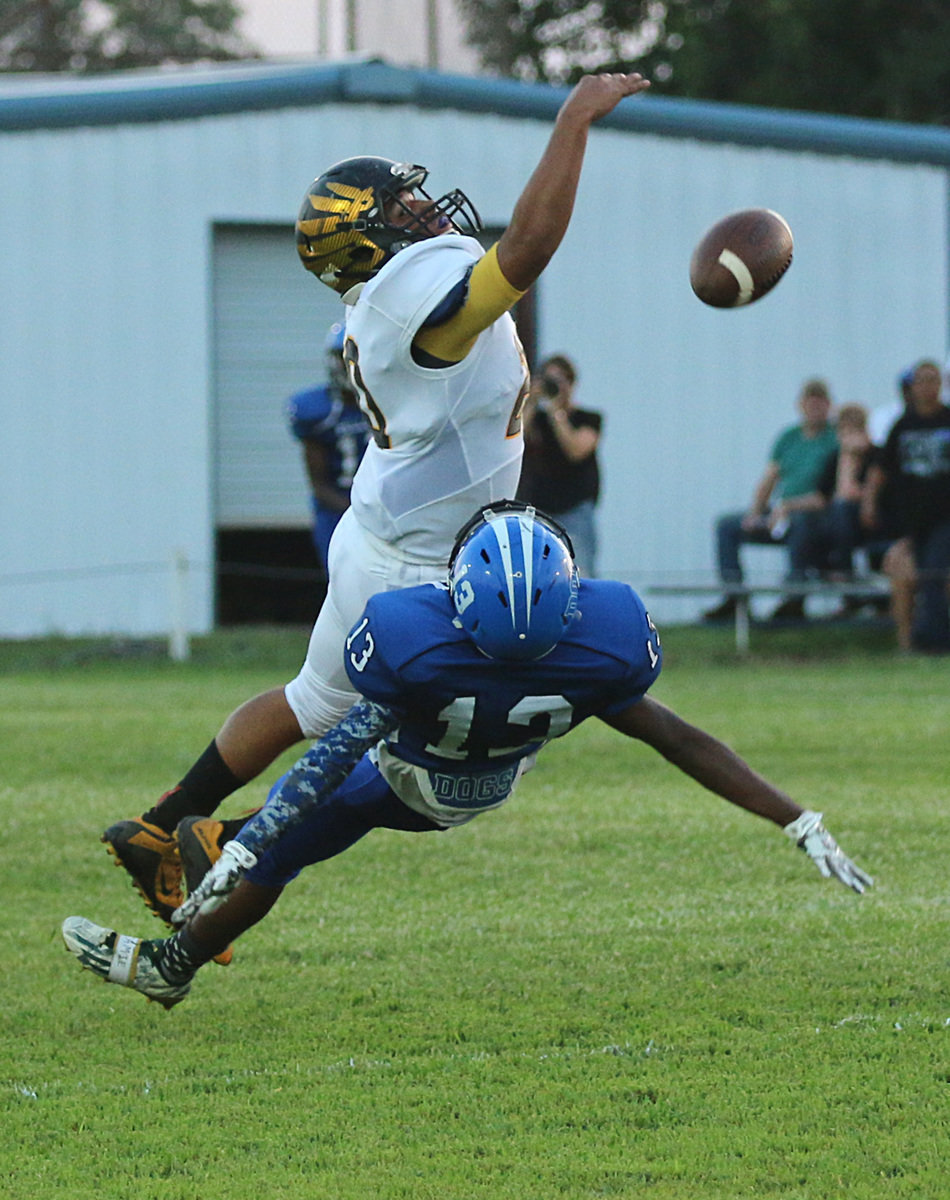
left=296, top=180, right=386, bottom=293
left=294, top=155, right=480, bottom=296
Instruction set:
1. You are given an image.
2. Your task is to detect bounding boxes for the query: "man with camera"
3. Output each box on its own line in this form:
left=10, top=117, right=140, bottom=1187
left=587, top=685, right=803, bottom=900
left=517, top=353, right=604, bottom=575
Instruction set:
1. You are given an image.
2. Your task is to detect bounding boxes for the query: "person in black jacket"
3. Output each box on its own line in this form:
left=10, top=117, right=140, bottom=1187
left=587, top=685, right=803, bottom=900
left=517, top=354, right=603, bottom=576
left=862, top=359, right=950, bottom=653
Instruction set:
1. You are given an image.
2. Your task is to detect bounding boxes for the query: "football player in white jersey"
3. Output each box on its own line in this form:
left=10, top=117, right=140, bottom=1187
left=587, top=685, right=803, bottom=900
left=101, top=72, right=652, bottom=931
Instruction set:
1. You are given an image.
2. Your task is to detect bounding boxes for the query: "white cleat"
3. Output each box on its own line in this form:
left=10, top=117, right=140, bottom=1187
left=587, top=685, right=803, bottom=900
left=62, top=916, right=191, bottom=1010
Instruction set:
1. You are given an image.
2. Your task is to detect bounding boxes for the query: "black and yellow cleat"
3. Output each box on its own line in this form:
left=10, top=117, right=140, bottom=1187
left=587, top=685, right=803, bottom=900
left=177, top=816, right=233, bottom=966
left=102, top=818, right=183, bottom=925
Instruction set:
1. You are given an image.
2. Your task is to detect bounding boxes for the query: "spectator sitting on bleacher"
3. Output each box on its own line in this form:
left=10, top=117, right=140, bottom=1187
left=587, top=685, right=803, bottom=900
left=812, top=403, right=874, bottom=581
left=703, top=379, right=838, bottom=624
left=862, top=359, right=950, bottom=654
left=810, top=402, right=898, bottom=621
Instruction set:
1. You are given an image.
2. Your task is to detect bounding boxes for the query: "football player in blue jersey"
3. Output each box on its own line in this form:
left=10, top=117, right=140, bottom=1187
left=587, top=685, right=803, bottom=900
left=287, top=321, right=371, bottom=573
left=65, top=504, right=872, bottom=1008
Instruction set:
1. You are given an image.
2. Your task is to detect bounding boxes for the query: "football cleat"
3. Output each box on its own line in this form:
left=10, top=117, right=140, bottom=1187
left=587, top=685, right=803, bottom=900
left=62, top=917, right=191, bottom=1010
left=176, top=816, right=233, bottom=966
left=101, top=818, right=183, bottom=924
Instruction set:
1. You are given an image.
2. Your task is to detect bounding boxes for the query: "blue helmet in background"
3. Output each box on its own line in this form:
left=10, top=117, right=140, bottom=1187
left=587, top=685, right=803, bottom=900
left=324, top=320, right=349, bottom=392
left=324, top=321, right=346, bottom=354
left=449, top=502, right=579, bottom=661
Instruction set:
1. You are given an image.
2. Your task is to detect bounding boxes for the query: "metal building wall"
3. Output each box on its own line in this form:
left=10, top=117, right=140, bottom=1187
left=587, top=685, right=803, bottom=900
left=1, top=66, right=946, bottom=637
left=211, top=224, right=343, bottom=529
left=0, top=98, right=546, bottom=637
left=543, top=133, right=948, bottom=618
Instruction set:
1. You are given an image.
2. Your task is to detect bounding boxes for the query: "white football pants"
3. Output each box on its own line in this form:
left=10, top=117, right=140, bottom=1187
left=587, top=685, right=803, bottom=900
left=283, top=507, right=446, bottom=738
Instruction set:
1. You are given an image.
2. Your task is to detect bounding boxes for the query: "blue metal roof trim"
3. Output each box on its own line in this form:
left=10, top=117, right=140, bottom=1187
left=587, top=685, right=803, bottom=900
left=0, top=61, right=352, bottom=130
left=618, top=92, right=950, bottom=165
left=2, top=58, right=950, bottom=167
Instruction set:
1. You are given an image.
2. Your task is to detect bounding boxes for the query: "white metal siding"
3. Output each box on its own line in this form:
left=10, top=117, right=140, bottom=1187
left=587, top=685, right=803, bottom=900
left=1, top=85, right=946, bottom=636
left=211, top=224, right=343, bottom=528
left=538, top=133, right=948, bottom=620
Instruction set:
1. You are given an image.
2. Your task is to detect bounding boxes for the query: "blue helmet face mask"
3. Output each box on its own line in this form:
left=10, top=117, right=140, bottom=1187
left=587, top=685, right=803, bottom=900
left=448, top=502, right=580, bottom=661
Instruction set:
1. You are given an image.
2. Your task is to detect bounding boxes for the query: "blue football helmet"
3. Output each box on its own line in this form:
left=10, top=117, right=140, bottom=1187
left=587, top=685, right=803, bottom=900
left=324, top=320, right=349, bottom=392
left=324, top=321, right=345, bottom=354
left=449, top=502, right=579, bottom=661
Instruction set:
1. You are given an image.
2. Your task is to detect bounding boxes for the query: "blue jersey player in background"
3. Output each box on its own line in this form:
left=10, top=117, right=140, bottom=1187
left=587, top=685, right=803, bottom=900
left=286, top=321, right=371, bottom=572
left=64, top=504, right=873, bottom=1008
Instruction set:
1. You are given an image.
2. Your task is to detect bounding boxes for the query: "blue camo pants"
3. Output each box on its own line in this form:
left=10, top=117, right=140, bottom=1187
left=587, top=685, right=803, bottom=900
left=245, top=756, right=442, bottom=889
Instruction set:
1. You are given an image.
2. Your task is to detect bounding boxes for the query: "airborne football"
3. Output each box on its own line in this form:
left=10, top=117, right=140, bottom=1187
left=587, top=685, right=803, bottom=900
left=689, top=208, right=793, bottom=308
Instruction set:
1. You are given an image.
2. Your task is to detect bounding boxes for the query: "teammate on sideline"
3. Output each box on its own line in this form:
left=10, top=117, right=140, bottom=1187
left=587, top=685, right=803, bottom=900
left=101, top=72, right=653, bottom=930
left=287, top=321, right=370, bottom=573
left=65, top=504, right=872, bottom=1009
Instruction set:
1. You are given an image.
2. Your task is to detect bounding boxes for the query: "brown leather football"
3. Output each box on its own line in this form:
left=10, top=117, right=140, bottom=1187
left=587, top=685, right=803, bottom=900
left=689, top=209, right=793, bottom=308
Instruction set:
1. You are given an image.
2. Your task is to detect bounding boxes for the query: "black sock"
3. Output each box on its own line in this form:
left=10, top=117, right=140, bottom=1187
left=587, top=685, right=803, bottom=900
left=143, top=740, right=244, bottom=834
left=158, top=925, right=217, bottom=985
left=220, top=816, right=254, bottom=840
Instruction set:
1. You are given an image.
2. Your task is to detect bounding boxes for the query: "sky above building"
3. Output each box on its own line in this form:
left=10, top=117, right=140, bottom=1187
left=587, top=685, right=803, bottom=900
left=236, top=0, right=479, bottom=73
left=238, top=0, right=317, bottom=58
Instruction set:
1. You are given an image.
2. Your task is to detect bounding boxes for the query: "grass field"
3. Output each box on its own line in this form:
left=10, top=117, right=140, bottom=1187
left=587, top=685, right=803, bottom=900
left=2, top=624, right=948, bottom=1199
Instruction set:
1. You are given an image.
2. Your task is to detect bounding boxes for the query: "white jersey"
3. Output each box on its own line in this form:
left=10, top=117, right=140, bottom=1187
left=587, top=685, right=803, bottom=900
left=345, top=236, right=527, bottom=562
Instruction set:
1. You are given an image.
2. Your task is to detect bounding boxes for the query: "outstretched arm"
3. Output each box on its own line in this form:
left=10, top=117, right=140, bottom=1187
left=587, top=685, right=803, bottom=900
left=601, top=697, right=872, bottom=892
left=603, top=696, right=800, bottom=825
left=496, top=73, right=650, bottom=291
left=416, top=72, right=650, bottom=364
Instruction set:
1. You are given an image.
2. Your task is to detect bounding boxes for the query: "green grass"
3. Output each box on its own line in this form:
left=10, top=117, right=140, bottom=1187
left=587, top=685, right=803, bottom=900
left=2, top=625, right=949, bottom=1199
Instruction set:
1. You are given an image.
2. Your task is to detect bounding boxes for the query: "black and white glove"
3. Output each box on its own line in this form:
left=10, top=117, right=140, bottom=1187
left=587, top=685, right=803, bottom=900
left=783, top=810, right=873, bottom=893
left=171, top=840, right=258, bottom=926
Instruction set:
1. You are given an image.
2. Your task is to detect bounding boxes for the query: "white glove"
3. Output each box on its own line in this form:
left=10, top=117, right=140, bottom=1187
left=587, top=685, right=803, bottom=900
left=784, top=810, right=873, bottom=894
left=171, top=840, right=258, bottom=926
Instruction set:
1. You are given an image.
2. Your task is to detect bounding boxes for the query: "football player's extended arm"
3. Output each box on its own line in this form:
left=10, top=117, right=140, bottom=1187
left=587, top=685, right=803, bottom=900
left=414, top=72, right=650, bottom=365
left=496, top=72, right=649, bottom=292
left=603, top=696, right=802, bottom=827
left=235, top=698, right=398, bottom=856
left=413, top=243, right=524, bottom=364
left=600, top=696, right=872, bottom=892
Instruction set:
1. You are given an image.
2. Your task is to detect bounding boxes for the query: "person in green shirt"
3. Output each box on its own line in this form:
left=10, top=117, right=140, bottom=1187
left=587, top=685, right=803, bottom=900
left=704, top=379, right=838, bottom=623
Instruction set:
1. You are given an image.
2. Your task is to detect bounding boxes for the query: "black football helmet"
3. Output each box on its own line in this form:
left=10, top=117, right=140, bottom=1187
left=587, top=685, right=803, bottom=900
left=295, top=155, right=482, bottom=295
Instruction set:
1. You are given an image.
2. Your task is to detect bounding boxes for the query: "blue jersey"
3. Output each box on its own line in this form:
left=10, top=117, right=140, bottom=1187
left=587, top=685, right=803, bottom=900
left=286, top=383, right=370, bottom=492
left=344, top=578, right=661, bottom=772
left=236, top=578, right=661, bottom=856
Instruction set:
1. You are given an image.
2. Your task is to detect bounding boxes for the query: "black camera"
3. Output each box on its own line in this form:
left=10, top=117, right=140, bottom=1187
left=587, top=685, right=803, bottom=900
left=542, top=375, right=560, bottom=398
